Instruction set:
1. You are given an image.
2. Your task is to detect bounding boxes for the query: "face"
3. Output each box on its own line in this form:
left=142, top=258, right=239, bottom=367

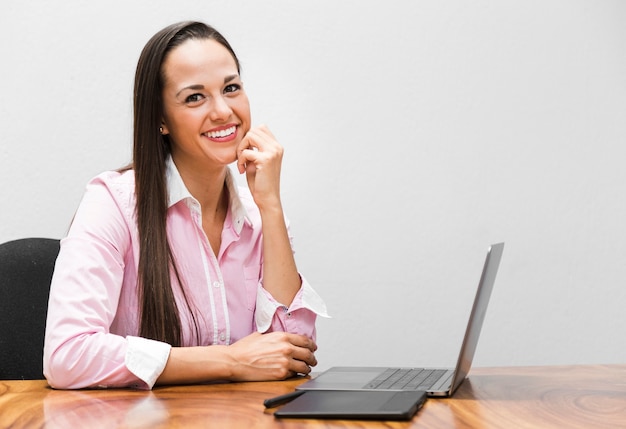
left=161, top=38, right=250, bottom=173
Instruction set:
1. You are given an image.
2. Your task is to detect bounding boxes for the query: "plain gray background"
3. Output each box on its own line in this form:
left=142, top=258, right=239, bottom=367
left=2, top=0, right=625, bottom=370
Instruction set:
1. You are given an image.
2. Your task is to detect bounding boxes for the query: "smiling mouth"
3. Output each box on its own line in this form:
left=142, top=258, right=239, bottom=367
left=204, top=125, right=237, bottom=139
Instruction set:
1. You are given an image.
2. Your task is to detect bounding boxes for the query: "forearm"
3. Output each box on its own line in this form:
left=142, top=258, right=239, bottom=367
left=156, top=345, right=236, bottom=385
left=236, top=125, right=302, bottom=306
left=157, top=332, right=317, bottom=385
left=258, top=204, right=301, bottom=306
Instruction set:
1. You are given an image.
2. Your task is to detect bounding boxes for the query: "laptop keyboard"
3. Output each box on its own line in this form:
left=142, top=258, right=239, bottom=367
left=364, top=368, right=447, bottom=391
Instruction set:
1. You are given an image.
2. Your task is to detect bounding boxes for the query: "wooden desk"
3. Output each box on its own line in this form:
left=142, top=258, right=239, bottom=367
left=1, top=365, right=625, bottom=428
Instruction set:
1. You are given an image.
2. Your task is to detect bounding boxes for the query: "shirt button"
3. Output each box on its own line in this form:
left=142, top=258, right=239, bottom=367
left=213, top=281, right=221, bottom=288
left=219, top=333, right=226, bottom=341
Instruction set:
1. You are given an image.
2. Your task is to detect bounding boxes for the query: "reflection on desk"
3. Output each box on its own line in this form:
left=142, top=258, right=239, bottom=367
left=1, top=365, right=625, bottom=428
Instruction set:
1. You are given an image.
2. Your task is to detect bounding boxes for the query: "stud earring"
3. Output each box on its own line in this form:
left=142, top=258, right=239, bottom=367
left=159, top=126, right=164, bottom=134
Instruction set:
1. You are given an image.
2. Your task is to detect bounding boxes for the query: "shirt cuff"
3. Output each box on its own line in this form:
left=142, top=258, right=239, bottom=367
left=255, top=276, right=330, bottom=332
left=125, top=336, right=171, bottom=390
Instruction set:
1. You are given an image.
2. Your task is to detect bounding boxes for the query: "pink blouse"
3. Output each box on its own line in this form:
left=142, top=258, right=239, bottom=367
left=44, top=157, right=328, bottom=389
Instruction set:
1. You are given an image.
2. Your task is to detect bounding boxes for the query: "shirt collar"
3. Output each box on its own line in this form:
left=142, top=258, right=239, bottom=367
left=165, top=155, right=252, bottom=234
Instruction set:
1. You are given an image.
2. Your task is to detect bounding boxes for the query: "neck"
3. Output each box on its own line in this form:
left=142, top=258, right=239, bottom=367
left=172, top=158, right=229, bottom=215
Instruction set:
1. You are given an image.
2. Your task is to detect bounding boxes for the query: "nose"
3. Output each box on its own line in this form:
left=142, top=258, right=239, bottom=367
left=209, top=95, right=232, bottom=122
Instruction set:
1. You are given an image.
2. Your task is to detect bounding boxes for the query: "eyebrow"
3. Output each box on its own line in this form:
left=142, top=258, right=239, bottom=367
left=224, top=74, right=239, bottom=84
left=175, top=74, right=240, bottom=98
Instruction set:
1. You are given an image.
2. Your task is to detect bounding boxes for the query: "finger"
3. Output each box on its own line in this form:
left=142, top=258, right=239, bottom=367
left=236, top=147, right=256, bottom=174
left=283, top=339, right=318, bottom=368
left=236, top=132, right=254, bottom=173
left=237, top=149, right=260, bottom=176
left=236, top=134, right=264, bottom=174
left=286, top=351, right=314, bottom=376
left=292, top=347, right=317, bottom=367
left=285, top=333, right=317, bottom=352
left=242, top=125, right=278, bottom=152
left=290, top=360, right=312, bottom=376
left=236, top=157, right=246, bottom=174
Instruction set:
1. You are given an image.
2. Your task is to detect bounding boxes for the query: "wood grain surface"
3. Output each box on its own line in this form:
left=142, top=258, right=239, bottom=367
left=1, top=365, right=625, bottom=428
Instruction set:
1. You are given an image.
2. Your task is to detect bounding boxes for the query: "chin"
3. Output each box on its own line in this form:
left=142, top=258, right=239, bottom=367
left=208, top=146, right=238, bottom=165
left=217, top=154, right=239, bottom=166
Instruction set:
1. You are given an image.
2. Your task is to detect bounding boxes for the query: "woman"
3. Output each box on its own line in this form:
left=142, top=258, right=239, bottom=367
left=43, top=21, right=327, bottom=389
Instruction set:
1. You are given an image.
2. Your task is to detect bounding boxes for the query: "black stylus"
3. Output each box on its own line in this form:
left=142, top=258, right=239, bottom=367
left=263, top=390, right=306, bottom=408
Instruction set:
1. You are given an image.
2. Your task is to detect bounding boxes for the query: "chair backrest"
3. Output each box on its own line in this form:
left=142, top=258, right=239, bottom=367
left=0, top=237, right=60, bottom=380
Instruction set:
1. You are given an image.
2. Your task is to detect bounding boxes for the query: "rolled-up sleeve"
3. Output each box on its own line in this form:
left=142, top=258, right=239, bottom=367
left=255, top=276, right=330, bottom=338
left=125, top=336, right=171, bottom=389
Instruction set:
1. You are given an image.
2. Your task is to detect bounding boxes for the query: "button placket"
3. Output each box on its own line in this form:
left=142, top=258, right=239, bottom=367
left=208, top=248, right=230, bottom=345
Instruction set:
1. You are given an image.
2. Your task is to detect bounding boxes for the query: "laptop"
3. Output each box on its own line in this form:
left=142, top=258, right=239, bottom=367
left=297, top=242, right=504, bottom=397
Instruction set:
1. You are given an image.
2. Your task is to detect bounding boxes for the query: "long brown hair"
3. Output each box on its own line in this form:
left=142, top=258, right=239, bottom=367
left=133, top=21, right=241, bottom=346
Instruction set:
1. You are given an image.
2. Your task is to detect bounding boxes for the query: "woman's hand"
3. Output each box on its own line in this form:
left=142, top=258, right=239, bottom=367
left=228, top=331, right=317, bottom=381
left=236, top=125, right=284, bottom=211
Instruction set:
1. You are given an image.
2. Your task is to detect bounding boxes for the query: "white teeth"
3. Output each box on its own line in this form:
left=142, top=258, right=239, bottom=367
left=206, top=126, right=236, bottom=138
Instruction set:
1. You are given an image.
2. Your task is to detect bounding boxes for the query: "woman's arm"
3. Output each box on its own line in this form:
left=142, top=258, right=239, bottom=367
left=44, top=173, right=142, bottom=389
left=236, top=125, right=301, bottom=306
left=157, top=331, right=316, bottom=385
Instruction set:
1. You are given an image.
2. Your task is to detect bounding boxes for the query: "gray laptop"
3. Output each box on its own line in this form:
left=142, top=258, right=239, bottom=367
left=297, top=242, right=504, bottom=397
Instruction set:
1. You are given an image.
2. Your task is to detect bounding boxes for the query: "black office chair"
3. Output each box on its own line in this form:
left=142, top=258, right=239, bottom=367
left=0, top=237, right=60, bottom=380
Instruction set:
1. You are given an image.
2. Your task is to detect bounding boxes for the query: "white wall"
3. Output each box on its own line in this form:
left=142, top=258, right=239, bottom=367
left=2, top=0, right=625, bottom=370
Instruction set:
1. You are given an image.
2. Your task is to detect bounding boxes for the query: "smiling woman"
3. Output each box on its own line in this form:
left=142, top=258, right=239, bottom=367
left=42, top=21, right=328, bottom=390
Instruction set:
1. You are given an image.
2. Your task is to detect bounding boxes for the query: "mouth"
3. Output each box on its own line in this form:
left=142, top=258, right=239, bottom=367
left=203, top=125, right=237, bottom=141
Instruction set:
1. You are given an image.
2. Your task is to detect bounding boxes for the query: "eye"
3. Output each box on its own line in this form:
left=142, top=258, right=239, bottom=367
left=224, top=83, right=241, bottom=94
left=185, top=93, right=205, bottom=104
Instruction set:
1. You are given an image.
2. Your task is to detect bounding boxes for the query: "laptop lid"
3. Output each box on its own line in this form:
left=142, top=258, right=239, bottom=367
left=446, top=241, right=504, bottom=394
